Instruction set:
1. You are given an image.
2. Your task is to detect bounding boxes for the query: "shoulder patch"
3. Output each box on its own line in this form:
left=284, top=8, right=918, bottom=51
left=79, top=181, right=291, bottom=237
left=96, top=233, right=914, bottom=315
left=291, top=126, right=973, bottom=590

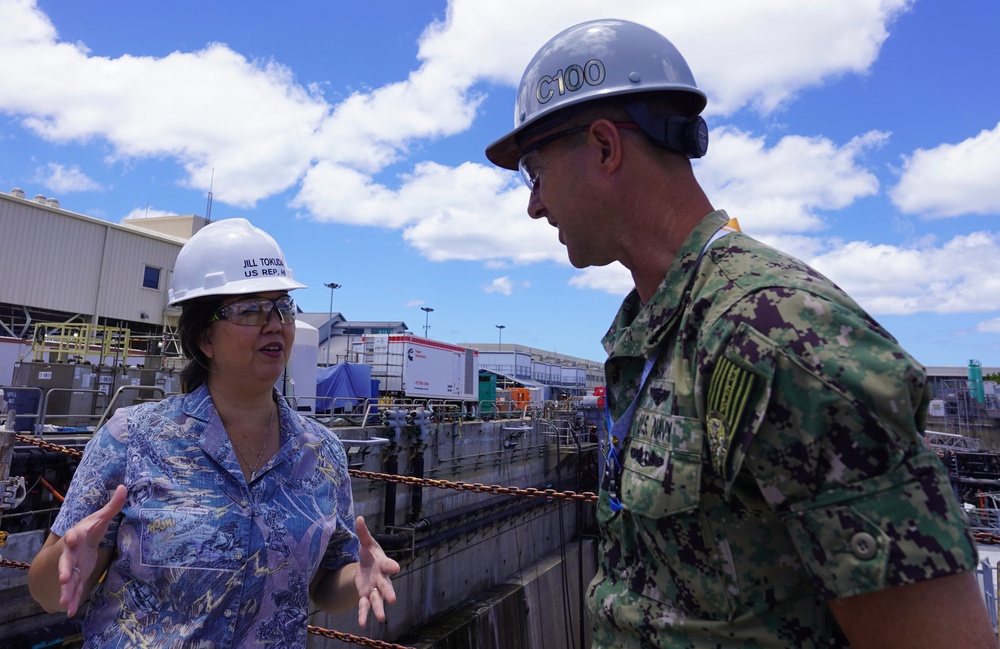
left=706, top=356, right=757, bottom=477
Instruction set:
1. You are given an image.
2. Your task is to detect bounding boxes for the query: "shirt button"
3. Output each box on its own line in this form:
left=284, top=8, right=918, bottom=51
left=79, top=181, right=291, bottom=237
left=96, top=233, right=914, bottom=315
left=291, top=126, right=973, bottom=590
left=241, top=499, right=249, bottom=507
left=224, top=609, right=233, bottom=619
left=850, top=532, right=878, bottom=560
left=234, top=551, right=244, bottom=561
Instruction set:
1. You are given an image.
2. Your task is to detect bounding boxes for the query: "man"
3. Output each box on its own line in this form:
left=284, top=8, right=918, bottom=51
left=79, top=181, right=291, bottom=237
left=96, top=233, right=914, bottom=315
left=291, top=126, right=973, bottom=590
left=485, top=19, right=994, bottom=648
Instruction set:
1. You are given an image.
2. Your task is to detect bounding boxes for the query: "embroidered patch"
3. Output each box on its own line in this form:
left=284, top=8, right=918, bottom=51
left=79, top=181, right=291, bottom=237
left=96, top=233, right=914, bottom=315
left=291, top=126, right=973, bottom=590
left=707, top=356, right=757, bottom=477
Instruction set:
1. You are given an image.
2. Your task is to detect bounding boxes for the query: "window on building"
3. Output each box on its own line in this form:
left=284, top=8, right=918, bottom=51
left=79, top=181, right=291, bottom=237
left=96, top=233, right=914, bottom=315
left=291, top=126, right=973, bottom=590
left=143, top=265, right=161, bottom=290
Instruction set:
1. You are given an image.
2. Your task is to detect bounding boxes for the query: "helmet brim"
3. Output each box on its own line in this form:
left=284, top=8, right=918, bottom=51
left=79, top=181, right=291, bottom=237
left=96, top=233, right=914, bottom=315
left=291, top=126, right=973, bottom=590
left=485, top=86, right=707, bottom=171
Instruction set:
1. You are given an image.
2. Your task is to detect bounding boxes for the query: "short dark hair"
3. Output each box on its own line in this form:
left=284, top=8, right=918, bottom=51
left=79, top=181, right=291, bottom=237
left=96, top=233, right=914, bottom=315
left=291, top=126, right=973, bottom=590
left=177, top=298, right=220, bottom=392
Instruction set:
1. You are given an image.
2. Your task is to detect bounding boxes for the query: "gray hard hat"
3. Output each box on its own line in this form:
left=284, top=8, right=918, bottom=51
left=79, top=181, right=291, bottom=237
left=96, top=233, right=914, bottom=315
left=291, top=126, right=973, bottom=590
left=485, top=19, right=707, bottom=170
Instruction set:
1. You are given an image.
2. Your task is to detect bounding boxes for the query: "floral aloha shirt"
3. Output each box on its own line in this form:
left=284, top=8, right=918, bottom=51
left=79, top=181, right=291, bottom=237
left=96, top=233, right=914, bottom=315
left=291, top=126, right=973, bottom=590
left=51, top=384, right=360, bottom=648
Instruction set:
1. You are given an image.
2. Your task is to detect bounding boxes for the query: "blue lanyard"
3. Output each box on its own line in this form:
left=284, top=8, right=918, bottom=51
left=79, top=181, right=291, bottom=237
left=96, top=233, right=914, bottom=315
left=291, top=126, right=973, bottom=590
left=604, top=355, right=658, bottom=512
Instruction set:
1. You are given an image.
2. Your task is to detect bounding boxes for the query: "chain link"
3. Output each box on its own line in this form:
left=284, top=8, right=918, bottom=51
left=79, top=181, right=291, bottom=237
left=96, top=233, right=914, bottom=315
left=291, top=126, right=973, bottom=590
left=308, top=626, right=414, bottom=649
left=348, top=469, right=598, bottom=503
left=14, top=434, right=599, bottom=502
left=974, top=531, right=1000, bottom=545
left=9, top=433, right=595, bottom=648
left=1, top=558, right=31, bottom=570
left=14, top=434, right=83, bottom=458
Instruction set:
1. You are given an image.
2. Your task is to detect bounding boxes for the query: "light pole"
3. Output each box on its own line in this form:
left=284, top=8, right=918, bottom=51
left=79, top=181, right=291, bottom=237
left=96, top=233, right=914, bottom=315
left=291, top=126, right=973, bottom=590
left=324, top=282, right=341, bottom=365
left=496, top=324, right=505, bottom=350
left=421, top=306, right=434, bottom=338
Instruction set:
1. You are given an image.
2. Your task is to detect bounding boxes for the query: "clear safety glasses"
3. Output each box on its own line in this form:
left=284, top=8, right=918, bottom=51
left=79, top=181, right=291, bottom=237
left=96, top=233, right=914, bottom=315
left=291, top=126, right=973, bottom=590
left=516, top=122, right=641, bottom=192
left=211, top=295, right=296, bottom=327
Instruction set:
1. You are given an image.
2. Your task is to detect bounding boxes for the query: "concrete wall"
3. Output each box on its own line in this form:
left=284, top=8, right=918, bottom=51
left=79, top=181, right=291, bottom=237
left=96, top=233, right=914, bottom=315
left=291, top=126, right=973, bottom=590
left=0, top=414, right=600, bottom=648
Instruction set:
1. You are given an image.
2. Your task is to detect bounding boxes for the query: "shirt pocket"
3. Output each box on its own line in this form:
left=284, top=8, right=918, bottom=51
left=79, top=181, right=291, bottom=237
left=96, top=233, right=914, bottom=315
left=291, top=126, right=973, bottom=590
left=620, top=412, right=703, bottom=519
left=139, top=506, right=244, bottom=571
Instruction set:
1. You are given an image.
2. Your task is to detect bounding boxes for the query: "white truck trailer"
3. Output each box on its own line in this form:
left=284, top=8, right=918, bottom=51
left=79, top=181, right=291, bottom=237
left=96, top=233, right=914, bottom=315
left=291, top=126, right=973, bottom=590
left=358, top=334, right=479, bottom=401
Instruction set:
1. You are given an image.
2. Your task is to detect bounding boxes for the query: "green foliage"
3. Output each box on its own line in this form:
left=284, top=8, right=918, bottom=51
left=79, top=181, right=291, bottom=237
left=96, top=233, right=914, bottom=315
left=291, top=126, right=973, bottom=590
left=984, top=372, right=1000, bottom=383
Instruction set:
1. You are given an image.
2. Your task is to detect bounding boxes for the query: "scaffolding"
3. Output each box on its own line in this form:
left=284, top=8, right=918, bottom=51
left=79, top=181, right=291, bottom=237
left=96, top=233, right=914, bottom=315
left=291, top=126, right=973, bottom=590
left=30, top=322, right=131, bottom=365
left=938, top=377, right=989, bottom=436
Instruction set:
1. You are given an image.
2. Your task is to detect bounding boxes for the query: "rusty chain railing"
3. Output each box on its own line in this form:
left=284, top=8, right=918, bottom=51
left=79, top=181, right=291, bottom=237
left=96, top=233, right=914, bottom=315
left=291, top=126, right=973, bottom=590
left=4, top=433, right=598, bottom=648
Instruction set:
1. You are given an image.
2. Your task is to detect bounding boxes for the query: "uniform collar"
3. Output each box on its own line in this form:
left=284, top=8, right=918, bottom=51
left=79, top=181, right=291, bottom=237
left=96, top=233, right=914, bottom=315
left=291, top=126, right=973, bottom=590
left=603, top=210, right=731, bottom=360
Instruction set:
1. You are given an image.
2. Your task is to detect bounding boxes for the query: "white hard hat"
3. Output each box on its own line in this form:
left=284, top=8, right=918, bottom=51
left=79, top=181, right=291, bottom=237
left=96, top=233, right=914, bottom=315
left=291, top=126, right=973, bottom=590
left=167, top=218, right=306, bottom=306
left=486, top=19, right=707, bottom=170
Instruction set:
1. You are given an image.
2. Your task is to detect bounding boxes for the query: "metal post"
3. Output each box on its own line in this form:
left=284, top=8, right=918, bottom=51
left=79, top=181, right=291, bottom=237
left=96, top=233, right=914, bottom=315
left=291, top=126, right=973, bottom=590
left=421, top=307, right=434, bottom=338
left=1, top=410, right=28, bottom=552
left=324, top=283, right=341, bottom=365
left=496, top=324, right=505, bottom=349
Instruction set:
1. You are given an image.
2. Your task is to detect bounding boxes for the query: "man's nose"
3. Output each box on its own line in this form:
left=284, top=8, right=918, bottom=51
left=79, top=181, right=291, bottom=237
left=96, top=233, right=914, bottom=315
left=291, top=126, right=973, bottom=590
left=527, top=190, right=547, bottom=220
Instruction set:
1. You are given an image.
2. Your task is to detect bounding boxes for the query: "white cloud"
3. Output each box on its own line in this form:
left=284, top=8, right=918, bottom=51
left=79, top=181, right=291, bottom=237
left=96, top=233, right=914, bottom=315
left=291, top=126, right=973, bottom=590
left=680, top=0, right=913, bottom=114
left=697, top=127, right=885, bottom=234
left=808, top=231, right=1000, bottom=315
left=294, top=160, right=565, bottom=264
left=485, top=276, right=514, bottom=295
left=568, top=265, right=634, bottom=295
left=0, top=7, right=328, bottom=208
left=0, top=0, right=913, bottom=213
left=890, top=122, right=1000, bottom=218
left=8, top=0, right=965, bottom=323
left=34, top=162, right=103, bottom=193
left=425, top=0, right=912, bottom=115
left=976, top=318, right=1000, bottom=334
left=122, top=206, right=177, bottom=220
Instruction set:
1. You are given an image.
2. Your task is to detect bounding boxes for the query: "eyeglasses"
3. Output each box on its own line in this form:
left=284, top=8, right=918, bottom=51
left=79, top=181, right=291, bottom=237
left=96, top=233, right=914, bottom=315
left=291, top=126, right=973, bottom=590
left=211, top=295, right=296, bottom=326
left=516, top=122, right=641, bottom=192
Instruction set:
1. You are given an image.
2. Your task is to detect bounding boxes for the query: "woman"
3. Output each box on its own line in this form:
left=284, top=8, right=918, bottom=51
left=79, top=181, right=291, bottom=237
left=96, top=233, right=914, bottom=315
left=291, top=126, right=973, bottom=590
left=28, top=219, right=398, bottom=647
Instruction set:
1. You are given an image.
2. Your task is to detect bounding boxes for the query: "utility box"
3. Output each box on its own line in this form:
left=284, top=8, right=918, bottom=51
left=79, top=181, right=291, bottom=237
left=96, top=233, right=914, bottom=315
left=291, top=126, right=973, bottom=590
left=478, top=372, right=497, bottom=417
left=11, top=362, right=98, bottom=428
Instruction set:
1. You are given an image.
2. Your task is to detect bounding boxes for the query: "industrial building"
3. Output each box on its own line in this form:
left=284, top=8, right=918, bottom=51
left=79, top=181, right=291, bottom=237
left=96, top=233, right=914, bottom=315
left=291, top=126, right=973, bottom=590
left=0, top=188, right=603, bottom=421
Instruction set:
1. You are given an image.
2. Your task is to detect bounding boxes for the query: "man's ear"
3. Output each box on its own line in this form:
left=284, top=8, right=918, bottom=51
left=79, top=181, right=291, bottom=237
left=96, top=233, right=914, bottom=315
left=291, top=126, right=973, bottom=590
left=589, top=120, right=625, bottom=172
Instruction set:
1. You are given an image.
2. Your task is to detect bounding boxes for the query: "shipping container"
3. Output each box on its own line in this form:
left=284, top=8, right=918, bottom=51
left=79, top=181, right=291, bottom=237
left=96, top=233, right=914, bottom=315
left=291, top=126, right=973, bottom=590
left=357, top=334, right=479, bottom=401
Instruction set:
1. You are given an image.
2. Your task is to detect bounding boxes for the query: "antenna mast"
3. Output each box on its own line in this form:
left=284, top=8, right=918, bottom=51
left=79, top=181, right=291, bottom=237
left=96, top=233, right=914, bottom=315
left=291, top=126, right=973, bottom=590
left=205, top=168, right=215, bottom=222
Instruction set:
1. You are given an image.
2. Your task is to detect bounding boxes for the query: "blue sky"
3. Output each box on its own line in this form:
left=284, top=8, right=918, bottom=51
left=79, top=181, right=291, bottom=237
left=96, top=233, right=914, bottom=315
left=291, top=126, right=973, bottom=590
left=1, top=0, right=999, bottom=367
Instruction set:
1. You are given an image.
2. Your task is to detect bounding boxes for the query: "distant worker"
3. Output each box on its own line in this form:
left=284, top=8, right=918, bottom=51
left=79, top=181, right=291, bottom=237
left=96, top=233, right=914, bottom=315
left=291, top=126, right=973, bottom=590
left=29, top=218, right=399, bottom=646
left=486, top=19, right=994, bottom=648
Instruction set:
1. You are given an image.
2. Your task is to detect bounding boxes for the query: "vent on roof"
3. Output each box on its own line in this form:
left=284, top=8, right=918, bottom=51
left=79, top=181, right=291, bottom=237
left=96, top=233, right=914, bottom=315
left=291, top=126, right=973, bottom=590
left=10, top=187, right=25, bottom=199
left=46, top=197, right=60, bottom=208
left=34, top=194, right=47, bottom=204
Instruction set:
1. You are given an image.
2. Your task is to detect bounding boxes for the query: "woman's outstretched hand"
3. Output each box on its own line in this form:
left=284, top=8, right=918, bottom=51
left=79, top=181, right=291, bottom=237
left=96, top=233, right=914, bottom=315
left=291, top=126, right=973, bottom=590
left=58, top=484, right=127, bottom=616
left=353, top=515, right=400, bottom=626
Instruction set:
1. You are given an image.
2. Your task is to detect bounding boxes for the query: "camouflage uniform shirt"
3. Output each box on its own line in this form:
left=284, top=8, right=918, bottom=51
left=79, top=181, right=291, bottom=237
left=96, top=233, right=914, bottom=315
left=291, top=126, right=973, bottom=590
left=588, top=210, right=977, bottom=648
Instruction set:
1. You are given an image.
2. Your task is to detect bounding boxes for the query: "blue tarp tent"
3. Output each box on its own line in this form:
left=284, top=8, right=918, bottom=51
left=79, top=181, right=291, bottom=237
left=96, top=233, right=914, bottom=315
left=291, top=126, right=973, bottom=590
left=316, top=363, right=374, bottom=413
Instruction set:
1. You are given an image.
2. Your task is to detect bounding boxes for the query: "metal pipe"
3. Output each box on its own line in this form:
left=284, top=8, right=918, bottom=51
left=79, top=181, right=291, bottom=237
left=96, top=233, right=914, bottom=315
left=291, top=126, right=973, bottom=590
left=336, top=436, right=391, bottom=447
left=383, top=452, right=398, bottom=529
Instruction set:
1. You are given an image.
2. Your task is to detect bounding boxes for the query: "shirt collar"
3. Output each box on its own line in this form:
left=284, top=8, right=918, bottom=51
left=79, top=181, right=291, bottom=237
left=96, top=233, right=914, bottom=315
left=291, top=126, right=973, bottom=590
left=603, top=210, right=731, bottom=360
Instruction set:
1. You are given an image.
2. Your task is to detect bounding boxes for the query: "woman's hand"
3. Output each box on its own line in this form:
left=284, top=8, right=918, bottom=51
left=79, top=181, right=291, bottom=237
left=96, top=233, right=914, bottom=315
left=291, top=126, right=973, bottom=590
left=353, top=515, right=400, bottom=626
left=58, top=485, right=127, bottom=616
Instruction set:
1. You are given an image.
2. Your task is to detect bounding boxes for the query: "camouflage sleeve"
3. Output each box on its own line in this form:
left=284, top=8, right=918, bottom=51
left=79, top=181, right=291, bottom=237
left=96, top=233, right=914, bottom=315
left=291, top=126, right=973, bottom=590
left=702, top=286, right=977, bottom=600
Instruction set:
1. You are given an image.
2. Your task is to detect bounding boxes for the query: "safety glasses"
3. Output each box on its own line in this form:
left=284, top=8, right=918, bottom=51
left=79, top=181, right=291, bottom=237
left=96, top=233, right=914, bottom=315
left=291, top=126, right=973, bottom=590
left=516, top=122, right=641, bottom=192
left=211, top=295, right=296, bottom=327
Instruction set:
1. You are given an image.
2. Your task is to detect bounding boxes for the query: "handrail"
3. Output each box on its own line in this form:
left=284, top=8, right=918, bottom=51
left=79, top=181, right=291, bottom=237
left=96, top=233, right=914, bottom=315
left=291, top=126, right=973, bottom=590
left=94, top=385, right=167, bottom=430
left=38, top=387, right=107, bottom=433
